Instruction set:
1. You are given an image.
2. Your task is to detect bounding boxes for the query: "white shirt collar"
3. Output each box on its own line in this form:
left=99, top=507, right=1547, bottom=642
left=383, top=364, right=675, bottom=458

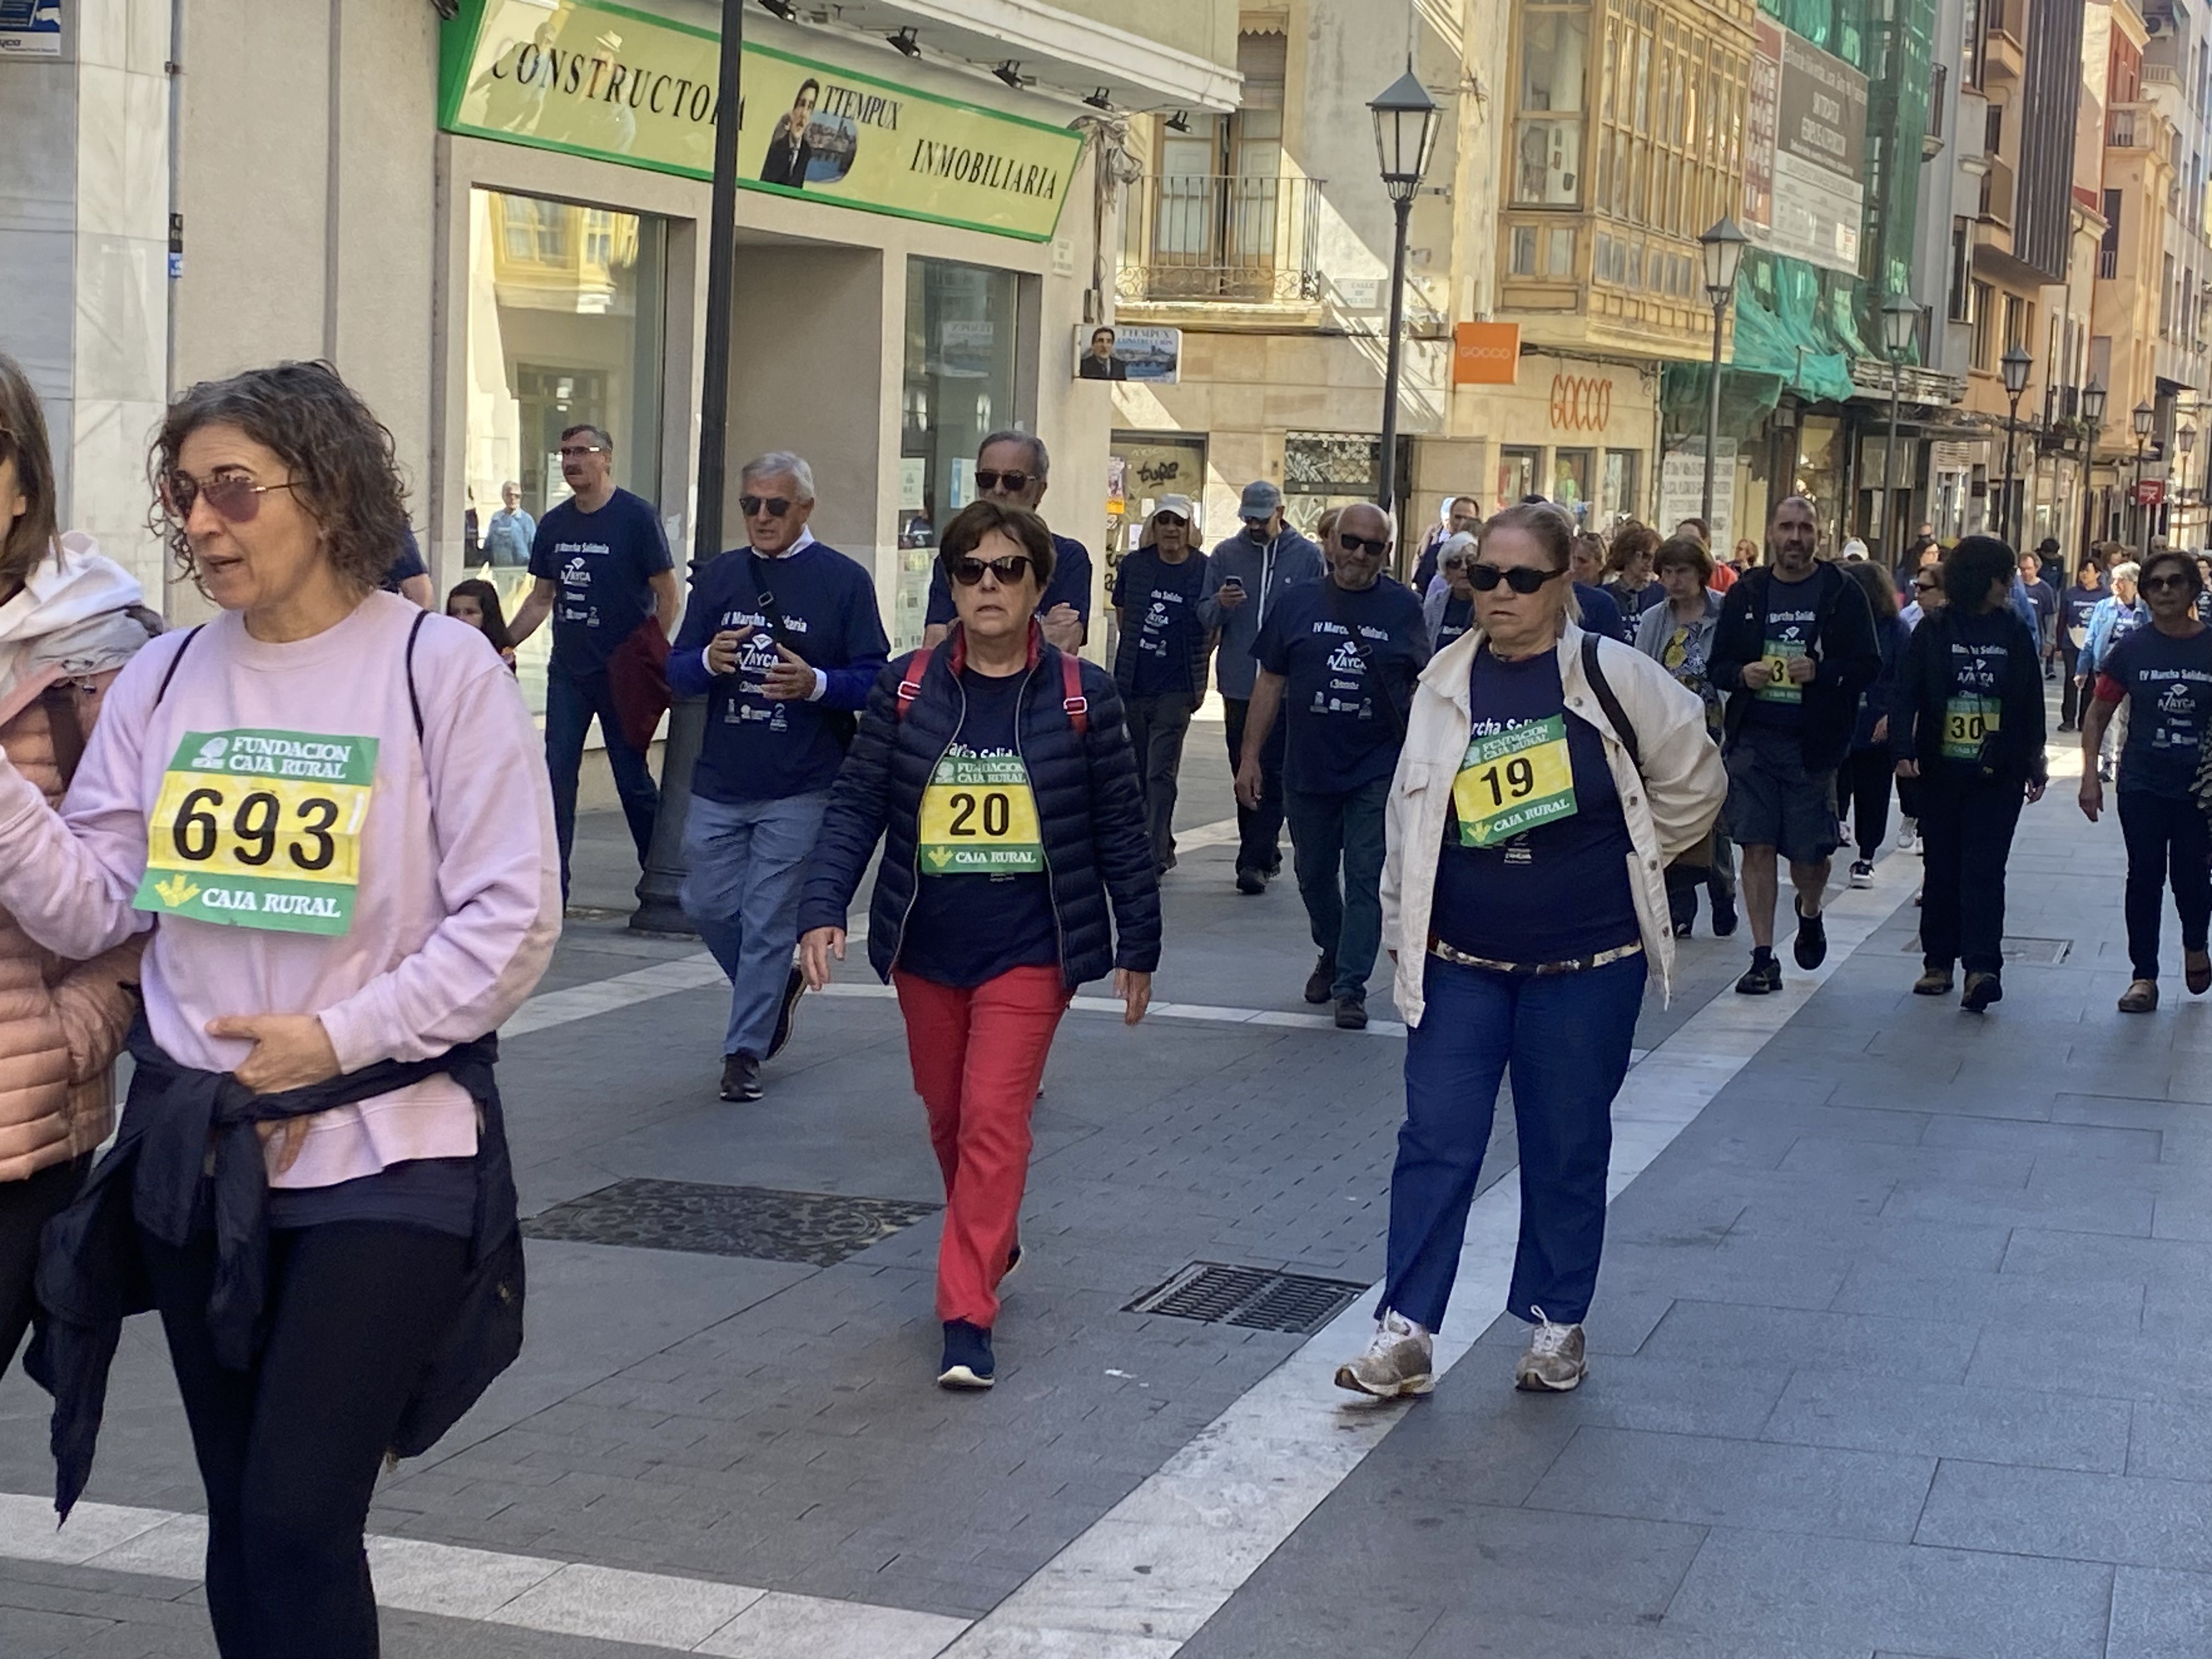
left=752, top=527, right=816, bottom=560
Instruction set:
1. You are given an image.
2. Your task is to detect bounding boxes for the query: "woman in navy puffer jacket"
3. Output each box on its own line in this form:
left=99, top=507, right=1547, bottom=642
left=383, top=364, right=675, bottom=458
left=799, top=498, right=1159, bottom=1392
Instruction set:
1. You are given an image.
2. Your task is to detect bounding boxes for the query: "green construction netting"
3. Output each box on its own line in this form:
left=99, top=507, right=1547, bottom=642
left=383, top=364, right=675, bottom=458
left=1662, top=0, right=1936, bottom=441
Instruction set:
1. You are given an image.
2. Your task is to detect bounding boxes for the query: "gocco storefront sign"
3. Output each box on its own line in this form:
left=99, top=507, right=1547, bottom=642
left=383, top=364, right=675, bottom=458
left=439, top=0, right=1082, bottom=242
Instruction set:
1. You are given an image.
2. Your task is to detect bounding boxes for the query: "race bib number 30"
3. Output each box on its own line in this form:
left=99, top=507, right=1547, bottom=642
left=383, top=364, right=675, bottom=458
left=132, top=729, right=379, bottom=935
left=918, top=755, right=1045, bottom=873
left=1453, top=716, right=1577, bottom=848
left=1940, top=696, right=2000, bottom=762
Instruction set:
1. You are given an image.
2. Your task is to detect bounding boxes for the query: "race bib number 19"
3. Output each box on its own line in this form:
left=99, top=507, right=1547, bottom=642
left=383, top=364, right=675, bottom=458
left=1453, top=716, right=1577, bottom=848
left=133, top=729, right=378, bottom=935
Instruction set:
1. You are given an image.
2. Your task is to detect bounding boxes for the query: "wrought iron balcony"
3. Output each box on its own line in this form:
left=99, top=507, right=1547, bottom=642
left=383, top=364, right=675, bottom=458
left=1117, top=173, right=1323, bottom=305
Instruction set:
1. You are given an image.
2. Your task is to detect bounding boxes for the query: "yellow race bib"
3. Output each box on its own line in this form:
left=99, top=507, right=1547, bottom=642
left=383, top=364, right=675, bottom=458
left=133, top=729, right=378, bottom=935
left=1940, top=695, right=2000, bottom=761
left=1452, top=716, right=1577, bottom=848
left=918, top=754, right=1045, bottom=873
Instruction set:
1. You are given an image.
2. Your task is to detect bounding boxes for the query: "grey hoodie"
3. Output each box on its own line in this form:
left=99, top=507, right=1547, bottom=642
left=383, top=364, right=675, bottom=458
left=1199, top=526, right=1326, bottom=698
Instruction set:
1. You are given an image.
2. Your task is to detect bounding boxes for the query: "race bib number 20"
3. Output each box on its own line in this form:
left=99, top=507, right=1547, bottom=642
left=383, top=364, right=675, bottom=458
left=132, top=729, right=378, bottom=935
left=918, top=754, right=1044, bottom=874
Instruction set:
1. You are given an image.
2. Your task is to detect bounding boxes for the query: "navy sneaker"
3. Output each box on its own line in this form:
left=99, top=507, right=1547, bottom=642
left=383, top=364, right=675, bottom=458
left=765, top=965, right=806, bottom=1061
left=938, top=1320, right=995, bottom=1390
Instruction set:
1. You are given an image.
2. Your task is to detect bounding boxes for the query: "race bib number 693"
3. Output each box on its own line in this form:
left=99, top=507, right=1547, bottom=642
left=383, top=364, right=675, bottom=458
left=132, top=729, right=378, bottom=935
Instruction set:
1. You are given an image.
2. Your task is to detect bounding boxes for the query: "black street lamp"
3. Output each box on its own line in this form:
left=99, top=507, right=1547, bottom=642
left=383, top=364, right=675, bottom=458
left=1999, top=344, right=2032, bottom=549
left=2182, top=424, right=2199, bottom=549
left=1880, top=294, right=1920, bottom=559
left=2134, top=399, right=2156, bottom=562
left=1368, top=63, right=1440, bottom=520
left=2080, top=378, right=2107, bottom=566
left=1697, top=216, right=1751, bottom=534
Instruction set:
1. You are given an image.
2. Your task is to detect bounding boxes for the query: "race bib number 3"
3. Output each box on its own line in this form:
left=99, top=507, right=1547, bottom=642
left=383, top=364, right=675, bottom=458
left=133, top=729, right=379, bottom=935
left=1758, top=639, right=1806, bottom=703
left=918, top=755, right=1045, bottom=873
left=1453, top=716, right=1577, bottom=848
left=1940, top=696, right=2000, bottom=762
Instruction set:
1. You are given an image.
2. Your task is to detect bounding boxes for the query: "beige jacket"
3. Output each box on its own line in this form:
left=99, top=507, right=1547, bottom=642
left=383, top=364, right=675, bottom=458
left=1381, top=619, right=1728, bottom=1026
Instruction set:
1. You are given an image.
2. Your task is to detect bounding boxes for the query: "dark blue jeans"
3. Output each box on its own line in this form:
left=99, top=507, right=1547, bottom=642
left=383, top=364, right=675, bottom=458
left=1222, top=696, right=1287, bottom=877
left=1283, top=777, right=1390, bottom=1000
left=544, top=664, right=658, bottom=893
left=1379, top=950, right=1646, bottom=1330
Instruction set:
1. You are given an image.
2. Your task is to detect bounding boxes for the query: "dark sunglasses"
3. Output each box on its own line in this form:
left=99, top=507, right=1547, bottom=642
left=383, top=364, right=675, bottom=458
left=950, top=553, right=1036, bottom=586
left=162, top=470, right=299, bottom=525
left=2143, top=573, right=2194, bottom=592
left=738, top=495, right=793, bottom=518
left=1913, top=578, right=1940, bottom=591
left=1337, top=532, right=1389, bottom=557
left=1153, top=513, right=1188, bottom=528
left=974, top=469, right=1032, bottom=494
left=1469, top=562, right=1568, bottom=594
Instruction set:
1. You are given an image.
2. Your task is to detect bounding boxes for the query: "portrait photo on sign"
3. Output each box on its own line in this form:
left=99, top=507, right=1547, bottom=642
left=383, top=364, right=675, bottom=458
left=1073, top=324, right=1180, bottom=384
left=758, top=74, right=860, bottom=188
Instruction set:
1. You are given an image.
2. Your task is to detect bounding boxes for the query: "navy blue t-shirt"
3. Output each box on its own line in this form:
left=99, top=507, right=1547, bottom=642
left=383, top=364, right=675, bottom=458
left=528, top=488, right=673, bottom=673
left=1430, top=645, right=1638, bottom=964
left=926, top=533, right=1093, bottom=633
left=1253, top=577, right=1429, bottom=794
left=896, top=668, right=1060, bottom=988
left=670, top=540, right=891, bottom=804
left=382, top=528, right=427, bottom=594
left=2101, top=624, right=2212, bottom=798
left=1113, top=545, right=1210, bottom=697
left=1435, top=595, right=1474, bottom=649
left=2062, top=582, right=2104, bottom=649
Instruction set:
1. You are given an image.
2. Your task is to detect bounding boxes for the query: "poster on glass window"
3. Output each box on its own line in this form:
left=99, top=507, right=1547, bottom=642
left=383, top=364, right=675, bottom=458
left=0, top=0, right=60, bottom=55
left=1073, top=324, right=1181, bottom=384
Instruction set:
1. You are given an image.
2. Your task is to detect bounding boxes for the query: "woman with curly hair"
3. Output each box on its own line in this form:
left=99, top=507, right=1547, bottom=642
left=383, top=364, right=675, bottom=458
left=1599, top=521, right=1664, bottom=620
left=0, top=361, right=560, bottom=1657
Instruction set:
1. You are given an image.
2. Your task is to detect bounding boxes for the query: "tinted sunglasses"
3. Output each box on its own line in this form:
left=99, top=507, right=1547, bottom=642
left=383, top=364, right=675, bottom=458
left=1913, top=578, right=1940, bottom=592
left=949, top=553, right=1036, bottom=586
left=1469, top=562, right=1568, bottom=594
left=2143, top=572, right=2195, bottom=593
left=1337, top=532, right=1389, bottom=557
left=738, top=495, right=793, bottom=518
left=1153, top=512, right=1188, bottom=528
left=162, top=470, right=299, bottom=524
left=974, top=469, right=1032, bottom=493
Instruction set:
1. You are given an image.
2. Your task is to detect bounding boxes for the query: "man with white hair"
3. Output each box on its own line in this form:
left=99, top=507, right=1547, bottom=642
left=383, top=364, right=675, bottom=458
left=668, top=452, right=890, bottom=1102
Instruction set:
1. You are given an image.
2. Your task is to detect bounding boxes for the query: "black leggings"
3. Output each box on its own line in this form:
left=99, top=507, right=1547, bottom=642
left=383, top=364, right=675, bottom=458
left=2060, top=640, right=2085, bottom=726
left=143, top=1221, right=470, bottom=1659
left=1840, top=744, right=1894, bottom=860
left=1917, top=770, right=2026, bottom=975
left=2118, top=792, right=2212, bottom=981
left=0, top=1155, right=89, bottom=1375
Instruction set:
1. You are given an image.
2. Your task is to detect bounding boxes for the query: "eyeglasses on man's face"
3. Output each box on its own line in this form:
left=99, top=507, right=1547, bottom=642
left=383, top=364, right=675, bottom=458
left=740, top=495, right=793, bottom=519
left=974, top=469, right=1032, bottom=494
left=558, top=444, right=607, bottom=461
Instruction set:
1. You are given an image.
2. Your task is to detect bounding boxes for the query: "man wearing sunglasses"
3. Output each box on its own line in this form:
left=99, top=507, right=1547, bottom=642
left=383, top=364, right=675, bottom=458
left=922, top=432, right=1092, bottom=653
left=510, top=424, right=681, bottom=894
left=1240, top=501, right=1429, bottom=1028
left=1111, top=495, right=1213, bottom=874
left=1204, top=479, right=1325, bottom=894
left=1707, top=495, right=1881, bottom=995
left=2080, top=548, right=2212, bottom=1013
left=666, top=453, right=890, bottom=1102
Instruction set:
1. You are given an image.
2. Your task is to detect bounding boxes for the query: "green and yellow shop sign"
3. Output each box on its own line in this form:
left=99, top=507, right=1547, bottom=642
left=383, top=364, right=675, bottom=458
left=438, top=0, right=1082, bottom=242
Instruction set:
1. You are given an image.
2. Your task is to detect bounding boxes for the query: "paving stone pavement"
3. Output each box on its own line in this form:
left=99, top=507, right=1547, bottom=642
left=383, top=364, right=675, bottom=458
left=4, top=711, right=2203, bottom=1657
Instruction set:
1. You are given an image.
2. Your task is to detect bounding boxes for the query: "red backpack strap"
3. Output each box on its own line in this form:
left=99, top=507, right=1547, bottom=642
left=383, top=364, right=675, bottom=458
left=1059, top=649, right=1088, bottom=735
left=895, top=645, right=935, bottom=720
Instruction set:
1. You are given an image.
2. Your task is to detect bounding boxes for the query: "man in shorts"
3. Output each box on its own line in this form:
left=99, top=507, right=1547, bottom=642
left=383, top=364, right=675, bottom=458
left=1707, top=496, right=1882, bottom=993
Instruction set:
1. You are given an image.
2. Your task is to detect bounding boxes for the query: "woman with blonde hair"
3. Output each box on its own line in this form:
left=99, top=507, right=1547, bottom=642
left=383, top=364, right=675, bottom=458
left=0, top=353, right=161, bottom=1376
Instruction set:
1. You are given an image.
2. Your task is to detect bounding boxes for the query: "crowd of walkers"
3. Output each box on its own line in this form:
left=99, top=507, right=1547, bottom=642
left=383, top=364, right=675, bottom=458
left=3, top=344, right=2212, bottom=1655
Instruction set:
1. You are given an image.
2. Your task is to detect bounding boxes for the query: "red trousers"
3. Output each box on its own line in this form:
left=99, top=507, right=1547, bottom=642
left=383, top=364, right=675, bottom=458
left=893, top=964, right=1070, bottom=1327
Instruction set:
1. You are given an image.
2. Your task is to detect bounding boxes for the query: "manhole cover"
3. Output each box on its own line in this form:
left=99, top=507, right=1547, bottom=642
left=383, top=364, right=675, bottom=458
left=523, top=1179, right=940, bottom=1266
left=1899, top=935, right=2072, bottom=965
left=1125, top=1262, right=1367, bottom=1335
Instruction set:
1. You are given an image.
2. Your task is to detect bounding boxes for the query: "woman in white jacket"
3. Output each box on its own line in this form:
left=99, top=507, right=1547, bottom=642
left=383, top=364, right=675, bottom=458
left=1336, top=502, right=1725, bottom=1399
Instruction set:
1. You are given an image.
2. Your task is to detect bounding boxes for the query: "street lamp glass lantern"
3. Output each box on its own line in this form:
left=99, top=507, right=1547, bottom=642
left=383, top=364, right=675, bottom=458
left=1368, top=67, right=1441, bottom=202
left=2183, top=425, right=2198, bottom=455
left=2134, top=401, right=2155, bottom=439
left=1699, top=216, right=1751, bottom=306
left=2000, top=344, right=2032, bottom=398
left=1883, top=295, right=1920, bottom=359
left=2083, top=379, right=2107, bottom=425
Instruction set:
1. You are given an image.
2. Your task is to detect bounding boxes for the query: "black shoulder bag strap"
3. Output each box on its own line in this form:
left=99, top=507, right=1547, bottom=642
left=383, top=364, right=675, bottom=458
left=747, top=551, right=856, bottom=750
left=1580, top=630, right=1640, bottom=771
left=1325, top=579, right=1408, bottom=745
left=152, top=625, right=203, bottom=708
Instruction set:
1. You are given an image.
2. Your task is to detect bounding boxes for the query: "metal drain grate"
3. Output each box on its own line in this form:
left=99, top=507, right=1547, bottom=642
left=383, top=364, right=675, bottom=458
left=1899, top=935, right=2072, bottom=966
left=1125, top=1262, right=1367, bottom=1335
left=523, top=1179, right=940, bottom=1267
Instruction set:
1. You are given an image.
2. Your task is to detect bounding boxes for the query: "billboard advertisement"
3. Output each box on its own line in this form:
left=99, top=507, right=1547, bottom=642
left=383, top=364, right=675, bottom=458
left=1742, top=17, right=1868, bottom=276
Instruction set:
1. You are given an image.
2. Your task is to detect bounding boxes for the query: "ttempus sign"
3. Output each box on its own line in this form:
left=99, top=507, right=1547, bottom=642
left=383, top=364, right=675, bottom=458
left=439, top=0, right=1082, bottom=242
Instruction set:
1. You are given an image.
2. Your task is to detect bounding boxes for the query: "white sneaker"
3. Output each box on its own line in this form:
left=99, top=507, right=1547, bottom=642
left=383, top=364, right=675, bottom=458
left=1849, top=859, right=1874, bottom=889
left=1333, top=1310, right=1434, bottom=1397
left=1513, top=1310, right=1587, bottom=1392
left=1894, top=817, right=1917, bottom=851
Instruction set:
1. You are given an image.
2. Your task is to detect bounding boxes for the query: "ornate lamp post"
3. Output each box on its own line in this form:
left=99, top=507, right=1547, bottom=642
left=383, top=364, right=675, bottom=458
left=2080, top=379, right=2107, bottom=565
left=1999, top=345, right=2032, bottom=548
left=2134, top=399, right=2156, bottom=562
left=2181, top=424, right=2198, bottom=549
left=1367, top=64, right=1440, bottom=519
left=1697, top=216, right=1751, bottom=533
left=1880, top=294, right=1920, bottom=558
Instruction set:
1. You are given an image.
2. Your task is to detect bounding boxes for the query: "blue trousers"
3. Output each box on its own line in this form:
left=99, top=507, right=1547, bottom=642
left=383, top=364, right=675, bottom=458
left=1283, top=777, right=1391, bottom=1000
left=544, top=665, right=658, bottom=893
left=1379, top=951, right=1646, bottom=1330
left=680, top=790, right=831, bottom=1059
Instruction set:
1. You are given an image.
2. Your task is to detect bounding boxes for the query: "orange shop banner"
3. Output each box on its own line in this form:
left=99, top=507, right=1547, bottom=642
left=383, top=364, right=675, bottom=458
left=1452, top=323, right=1521, bottom=386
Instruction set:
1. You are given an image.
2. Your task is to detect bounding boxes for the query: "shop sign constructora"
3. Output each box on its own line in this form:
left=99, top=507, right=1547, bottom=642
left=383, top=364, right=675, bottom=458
left=437, top=0, right=1083, bottom=242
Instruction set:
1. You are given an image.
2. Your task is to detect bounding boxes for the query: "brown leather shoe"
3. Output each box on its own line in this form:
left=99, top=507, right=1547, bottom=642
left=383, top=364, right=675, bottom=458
left=2119, top=979, right=2161, bottom=1014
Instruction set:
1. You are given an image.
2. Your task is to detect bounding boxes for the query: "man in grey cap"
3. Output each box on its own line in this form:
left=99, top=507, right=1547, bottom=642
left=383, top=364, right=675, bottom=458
left=1201, top=479, right=1325, bottom=893
left=1113, top=494, right=1214, bottom=872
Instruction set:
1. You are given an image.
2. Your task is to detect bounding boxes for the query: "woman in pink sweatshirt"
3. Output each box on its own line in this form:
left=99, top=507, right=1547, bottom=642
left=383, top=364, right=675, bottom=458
left=0, top=362, right=559, bottom=1659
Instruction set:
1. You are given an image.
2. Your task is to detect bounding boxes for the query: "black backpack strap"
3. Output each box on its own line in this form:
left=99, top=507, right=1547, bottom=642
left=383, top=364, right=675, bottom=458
left=152, top=625, right=202, bottom=708
left=1581, top=630, right=1641, bottom=772
left=405, top=609, right=428, bottom=743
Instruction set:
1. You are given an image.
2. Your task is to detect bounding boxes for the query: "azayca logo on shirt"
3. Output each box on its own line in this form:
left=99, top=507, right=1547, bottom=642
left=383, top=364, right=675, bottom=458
left=2141, top=666, right=2212, bottom=754
left=716, top=604, right=811, bottom=733
left=556, top=548, right=605, bottom=630
left=1312, top=620, right=1389, bottom=718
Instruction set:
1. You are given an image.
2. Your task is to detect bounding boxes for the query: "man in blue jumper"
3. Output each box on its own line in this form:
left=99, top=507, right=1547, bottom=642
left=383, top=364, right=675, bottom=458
left=669, top=452, right=890, bottom=1102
